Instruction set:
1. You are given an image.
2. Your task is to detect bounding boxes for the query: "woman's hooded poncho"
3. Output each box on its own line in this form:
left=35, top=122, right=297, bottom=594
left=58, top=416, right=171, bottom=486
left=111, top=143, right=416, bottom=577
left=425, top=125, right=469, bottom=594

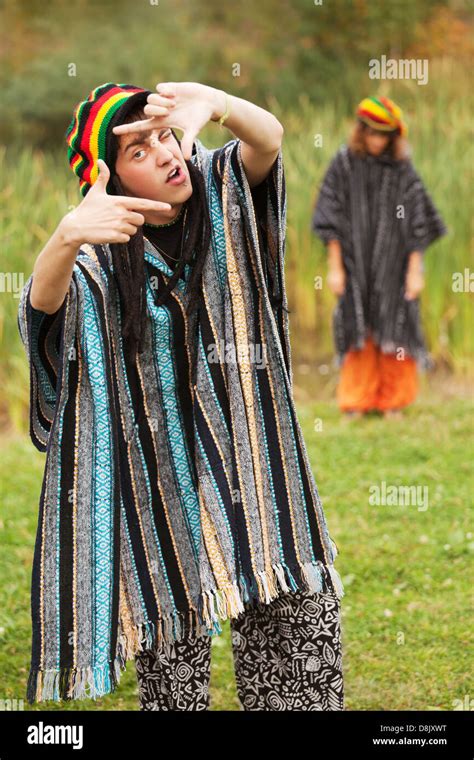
left=18, top=137, right=344, bottom=704
left=311, top=145, right=447, bottom=367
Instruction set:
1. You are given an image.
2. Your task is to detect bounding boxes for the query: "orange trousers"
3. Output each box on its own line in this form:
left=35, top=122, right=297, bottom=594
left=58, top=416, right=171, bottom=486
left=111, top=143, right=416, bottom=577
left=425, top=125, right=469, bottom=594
left=337, top=336, right=418, bottom=412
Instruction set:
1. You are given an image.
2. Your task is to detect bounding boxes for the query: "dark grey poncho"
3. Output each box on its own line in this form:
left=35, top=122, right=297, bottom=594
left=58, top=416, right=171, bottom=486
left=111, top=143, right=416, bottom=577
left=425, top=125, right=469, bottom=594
left=311, top=145, right=447, bottom=367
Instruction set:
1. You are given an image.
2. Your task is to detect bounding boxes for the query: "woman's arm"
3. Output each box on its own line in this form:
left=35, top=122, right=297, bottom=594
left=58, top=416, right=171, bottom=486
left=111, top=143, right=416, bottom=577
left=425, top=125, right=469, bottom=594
left=327, top=239, right=346, bottom=296
left=209, top=89, right=284, bottom=188
left=405, top=250, right=424, bottom=301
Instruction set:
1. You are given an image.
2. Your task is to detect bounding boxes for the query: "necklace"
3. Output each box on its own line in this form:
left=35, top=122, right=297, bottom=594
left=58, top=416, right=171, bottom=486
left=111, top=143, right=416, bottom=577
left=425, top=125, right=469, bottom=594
left=145, top=207, right=188, bottom=262
left=144, top=203, right=185, bottom=229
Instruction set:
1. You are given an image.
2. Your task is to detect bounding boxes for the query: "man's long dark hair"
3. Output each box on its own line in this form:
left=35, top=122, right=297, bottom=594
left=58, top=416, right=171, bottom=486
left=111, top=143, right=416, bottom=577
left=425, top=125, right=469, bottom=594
left=106, top=104, right=211, bottom=362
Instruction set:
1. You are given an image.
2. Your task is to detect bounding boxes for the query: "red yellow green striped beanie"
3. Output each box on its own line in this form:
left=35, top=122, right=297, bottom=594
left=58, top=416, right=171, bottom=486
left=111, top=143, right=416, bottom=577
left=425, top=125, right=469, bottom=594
left=65, top=82, right=152, bottom=197
left=356, top=96, right=408, bottom=138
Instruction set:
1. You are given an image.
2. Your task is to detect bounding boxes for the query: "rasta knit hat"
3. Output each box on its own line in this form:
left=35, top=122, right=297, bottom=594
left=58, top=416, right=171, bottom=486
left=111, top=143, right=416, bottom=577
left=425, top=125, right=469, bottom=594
left=65, top=82, right=153, bottom=197
left=356, top=96, right=408, bottom=138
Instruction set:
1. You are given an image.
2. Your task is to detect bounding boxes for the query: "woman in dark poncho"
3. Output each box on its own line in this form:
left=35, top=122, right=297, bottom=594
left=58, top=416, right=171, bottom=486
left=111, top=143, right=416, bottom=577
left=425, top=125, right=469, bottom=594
left=311, top=96, right=447, bottom=417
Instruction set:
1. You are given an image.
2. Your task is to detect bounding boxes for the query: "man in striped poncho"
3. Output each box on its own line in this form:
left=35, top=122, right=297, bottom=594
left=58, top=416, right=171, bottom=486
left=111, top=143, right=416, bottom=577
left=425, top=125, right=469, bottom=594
left=18, top=81, right=345, bottom=710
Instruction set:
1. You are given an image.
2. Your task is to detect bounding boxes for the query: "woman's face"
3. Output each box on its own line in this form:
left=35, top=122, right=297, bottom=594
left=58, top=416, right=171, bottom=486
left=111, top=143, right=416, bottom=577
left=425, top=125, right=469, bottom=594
left=114, top=127, right=193, bottom=219
left=364, top=126, right=391, bottom=156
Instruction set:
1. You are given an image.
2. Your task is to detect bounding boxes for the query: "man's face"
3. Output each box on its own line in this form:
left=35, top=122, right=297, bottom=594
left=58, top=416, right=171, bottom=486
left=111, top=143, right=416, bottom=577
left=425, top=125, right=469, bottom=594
left=115, top=127, right=193, bottom=206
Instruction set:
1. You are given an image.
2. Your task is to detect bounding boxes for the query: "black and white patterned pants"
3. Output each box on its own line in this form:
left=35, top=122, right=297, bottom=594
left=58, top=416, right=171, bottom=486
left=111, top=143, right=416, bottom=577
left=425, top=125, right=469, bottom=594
left=134, top=589, right=344, bottom=711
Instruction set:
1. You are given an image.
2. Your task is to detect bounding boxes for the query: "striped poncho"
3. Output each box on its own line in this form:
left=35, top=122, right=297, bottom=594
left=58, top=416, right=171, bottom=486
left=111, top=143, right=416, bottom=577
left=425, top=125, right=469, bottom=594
left=311, top=145, right=447, bottom=367
left=18, top=136, right=344, bottom=704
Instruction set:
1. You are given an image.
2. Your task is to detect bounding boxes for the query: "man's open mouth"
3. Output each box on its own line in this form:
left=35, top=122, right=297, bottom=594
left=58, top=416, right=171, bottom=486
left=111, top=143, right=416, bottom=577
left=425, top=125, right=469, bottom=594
left=166, top=166, right=186, bottom=185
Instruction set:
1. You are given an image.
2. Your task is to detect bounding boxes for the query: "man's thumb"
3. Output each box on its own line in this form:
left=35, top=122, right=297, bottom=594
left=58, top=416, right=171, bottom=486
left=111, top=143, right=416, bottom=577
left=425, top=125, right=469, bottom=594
left=94, top=159, right=110, bottom=190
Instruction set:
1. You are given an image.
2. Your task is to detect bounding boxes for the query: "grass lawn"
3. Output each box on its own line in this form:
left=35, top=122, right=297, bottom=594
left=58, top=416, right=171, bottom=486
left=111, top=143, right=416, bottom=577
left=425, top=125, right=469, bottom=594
left=0, top=394, right=472, bottom=711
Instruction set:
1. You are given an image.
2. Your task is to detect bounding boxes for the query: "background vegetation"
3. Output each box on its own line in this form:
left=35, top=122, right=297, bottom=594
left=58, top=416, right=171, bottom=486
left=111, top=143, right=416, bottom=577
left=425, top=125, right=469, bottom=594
left=1, top=0, right=473, bottom=429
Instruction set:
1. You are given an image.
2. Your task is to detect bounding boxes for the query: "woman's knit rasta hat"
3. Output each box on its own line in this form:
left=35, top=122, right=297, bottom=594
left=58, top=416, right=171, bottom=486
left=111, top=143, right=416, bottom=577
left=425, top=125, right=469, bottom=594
left=65, top=82, right=153, bottom=197
left=356, top=96, right=408, bottom=138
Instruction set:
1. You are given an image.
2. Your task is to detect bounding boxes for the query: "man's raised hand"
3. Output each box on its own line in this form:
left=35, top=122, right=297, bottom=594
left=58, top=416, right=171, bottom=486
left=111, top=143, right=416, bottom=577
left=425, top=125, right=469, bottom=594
left=63, top=159, right=172, bottom=247
left=112, top=82, right=216, bottom=161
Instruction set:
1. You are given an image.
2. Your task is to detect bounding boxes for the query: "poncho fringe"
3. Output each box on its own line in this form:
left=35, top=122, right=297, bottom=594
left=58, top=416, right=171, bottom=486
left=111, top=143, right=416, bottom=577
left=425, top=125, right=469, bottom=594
left=27, top=550, right=342, bottom=702
left=20, top=137, right=344, bottom=704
